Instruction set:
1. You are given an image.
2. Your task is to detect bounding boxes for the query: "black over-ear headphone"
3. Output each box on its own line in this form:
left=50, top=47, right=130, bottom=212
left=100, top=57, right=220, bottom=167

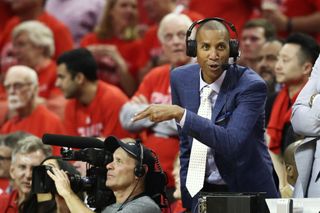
left=186, top=17, right=239, bottom=59
left=134, top=140, right=145, bottom=178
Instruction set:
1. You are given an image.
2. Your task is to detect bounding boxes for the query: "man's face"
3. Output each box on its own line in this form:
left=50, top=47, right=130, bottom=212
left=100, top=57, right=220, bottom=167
left=110, top=0, right=138, bottom=30
left=13, top=32, right=44, bottom=67
left=4, top=70, right=35, bottom=111
left=161, top=20, right=190, bottom=66
left=56, top=63, right=79, bottom=99
left=10, top=150, right=46, bottom=197
left=106, top=148, right=137, bottom=191
left=196, top=28, right=230, bottom=84
left=0, top=146, right=12, bottom=178
left=275, top=44, right=306, bottom=85
left=257, top=41, right=282, bottom=81
left=240, top=27, right=266, bottom=60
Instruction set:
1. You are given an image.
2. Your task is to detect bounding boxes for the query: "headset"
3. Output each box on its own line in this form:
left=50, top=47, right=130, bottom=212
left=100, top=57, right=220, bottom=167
left=186, top=17, right=240, bottom=60
left=134, top=140, right=145, bottom=178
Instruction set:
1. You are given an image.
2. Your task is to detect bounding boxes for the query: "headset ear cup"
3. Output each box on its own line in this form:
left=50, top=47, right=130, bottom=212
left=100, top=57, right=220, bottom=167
left=229, top=39, right=239, bottom=58
left=134, top=165, right=145, bottom=178
left=186, top=39, right=197, bottom=57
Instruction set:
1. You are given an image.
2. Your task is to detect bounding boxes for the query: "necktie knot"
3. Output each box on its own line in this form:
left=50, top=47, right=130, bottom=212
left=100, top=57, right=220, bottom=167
left=202, top=86, right=213, bottom=100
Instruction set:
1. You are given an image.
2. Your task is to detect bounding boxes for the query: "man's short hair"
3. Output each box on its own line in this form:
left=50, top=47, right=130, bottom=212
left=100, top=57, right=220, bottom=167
left=0, top=131, right=31, bottom=149
left=11, top=135, right=52, bottom=163
left=12, top=20, right=55, bottom=57
left=57, top=48, right=98, bottom=81
left=243, top=18, right=276, bottom=41
left=285, top=32, right=320, bottom=65
left=157, top=13, right=192, bottom=43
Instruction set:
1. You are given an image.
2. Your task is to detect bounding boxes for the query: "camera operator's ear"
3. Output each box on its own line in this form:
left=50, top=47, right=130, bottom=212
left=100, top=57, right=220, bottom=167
left=134, top=165, right=148, bottom=179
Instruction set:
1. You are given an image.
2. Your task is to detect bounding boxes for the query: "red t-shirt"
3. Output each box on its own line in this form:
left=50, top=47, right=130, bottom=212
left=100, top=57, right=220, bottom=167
left=80, top=34, right=147, bottom=84
left=64, top=81, right=133, bottom=139
left=189, top=0, right=261, bottom=32
left=36, top=60, right=61, bottom=99
left=0, top=11, right=73, bottom=61
left=280, top=0, right=320, bottom=40
left=0, top=2, right=14, bottom=36
left=0, top=190, right=18, bottom=213
left=0, top=178, right=10, bottom=195
left=0, top=105, right=65, bottom=155
left=132, top=64, right=179, bottom=187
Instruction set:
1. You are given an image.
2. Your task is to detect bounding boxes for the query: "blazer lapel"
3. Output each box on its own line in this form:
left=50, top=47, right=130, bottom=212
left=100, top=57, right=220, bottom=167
left=184, top=68, right=200, bottom=113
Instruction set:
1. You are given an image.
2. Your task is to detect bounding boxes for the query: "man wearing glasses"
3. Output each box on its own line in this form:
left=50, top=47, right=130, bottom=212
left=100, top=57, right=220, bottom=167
left=0, top=65, right=64, bottom=155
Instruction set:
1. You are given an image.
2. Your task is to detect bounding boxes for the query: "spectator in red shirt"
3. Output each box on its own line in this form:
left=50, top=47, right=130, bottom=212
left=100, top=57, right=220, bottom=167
left=81, top=0, right=146, bottom=97
left=120, top=13, right=193, bottom=202
left=56, top=48, right=133, bottom=139
left=0, top=66, right=65, bottom=155
left=7, top=21, right=66, bottom=119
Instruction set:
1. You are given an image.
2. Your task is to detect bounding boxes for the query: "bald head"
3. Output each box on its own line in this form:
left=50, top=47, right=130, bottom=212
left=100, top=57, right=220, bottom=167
left=196, top=20, right=230, bottom=41
left=157, top=13, right=192, bottom=43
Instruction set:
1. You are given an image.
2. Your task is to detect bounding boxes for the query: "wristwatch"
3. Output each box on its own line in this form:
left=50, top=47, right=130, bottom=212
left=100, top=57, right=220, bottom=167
left=309, top=93, right=318, bottom=107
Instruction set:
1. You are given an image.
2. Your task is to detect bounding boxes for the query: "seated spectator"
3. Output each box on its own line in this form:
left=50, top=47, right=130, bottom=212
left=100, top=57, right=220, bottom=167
left=120, top=13, right=193, bottom=201
left=256, top=39, right=283, bottom=127
left=80, top=0, right=146, bottom=96
left=267, top=33, right=320, bottom=191
left=0, top=66, right=65, bottom=155
left=0, top=135, right=52, bottom=212
left=20, top=156, right=83, bottom=213
left=0, top=131, right=30, bottom=195
left=9, top=21, right=66, bottom=119
left=139, top=0, right=203, bottom=80
left=291, top=54, right=320, bottom=198
left=56, top=48, right=133, bottom=139
left=238, top=19, right=276, bottom=72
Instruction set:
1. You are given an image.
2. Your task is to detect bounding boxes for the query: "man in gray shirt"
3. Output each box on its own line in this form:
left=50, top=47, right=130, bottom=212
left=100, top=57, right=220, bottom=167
left=47, top=136, right=167, bottom=213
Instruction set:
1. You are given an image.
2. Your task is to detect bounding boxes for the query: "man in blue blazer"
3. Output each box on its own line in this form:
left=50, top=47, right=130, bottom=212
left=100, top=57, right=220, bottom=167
left=133, top=18, right=279, bottom=212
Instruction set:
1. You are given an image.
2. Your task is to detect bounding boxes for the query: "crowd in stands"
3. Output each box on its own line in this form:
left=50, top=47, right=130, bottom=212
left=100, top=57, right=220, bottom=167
left=0, top=0, right=320, bottom=212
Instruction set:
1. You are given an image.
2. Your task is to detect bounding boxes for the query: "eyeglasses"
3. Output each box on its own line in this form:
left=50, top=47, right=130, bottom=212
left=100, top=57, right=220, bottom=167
left=0, top=155, right=11, bottom=161
left=163, top=31, right=186, bottom=42
left=4, top=82, right=32, bottom=91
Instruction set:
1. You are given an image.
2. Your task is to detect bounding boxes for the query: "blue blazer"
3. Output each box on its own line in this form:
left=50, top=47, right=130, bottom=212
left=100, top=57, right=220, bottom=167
left=170, top=63, right=279, bottom=211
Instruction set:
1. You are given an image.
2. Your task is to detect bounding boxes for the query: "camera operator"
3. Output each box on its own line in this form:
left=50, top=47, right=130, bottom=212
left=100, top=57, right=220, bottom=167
left=47, top=136, right=166, bottom=213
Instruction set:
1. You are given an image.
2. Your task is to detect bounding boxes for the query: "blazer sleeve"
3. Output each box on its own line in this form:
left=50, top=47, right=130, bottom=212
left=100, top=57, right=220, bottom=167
left=291, top=54, right=320, bottom=136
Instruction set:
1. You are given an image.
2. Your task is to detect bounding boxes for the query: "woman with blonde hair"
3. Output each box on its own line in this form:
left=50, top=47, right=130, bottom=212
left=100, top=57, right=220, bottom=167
left=80, top=0, right=147, bottom=97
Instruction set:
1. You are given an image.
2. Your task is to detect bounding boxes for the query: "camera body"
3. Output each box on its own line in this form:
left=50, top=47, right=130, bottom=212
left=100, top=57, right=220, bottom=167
left=32, top=147, right=115, bottom=210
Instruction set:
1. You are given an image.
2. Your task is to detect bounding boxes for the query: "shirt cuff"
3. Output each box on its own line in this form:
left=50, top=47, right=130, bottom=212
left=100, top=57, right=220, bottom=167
left=177, top=109, right=187, bottom=127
